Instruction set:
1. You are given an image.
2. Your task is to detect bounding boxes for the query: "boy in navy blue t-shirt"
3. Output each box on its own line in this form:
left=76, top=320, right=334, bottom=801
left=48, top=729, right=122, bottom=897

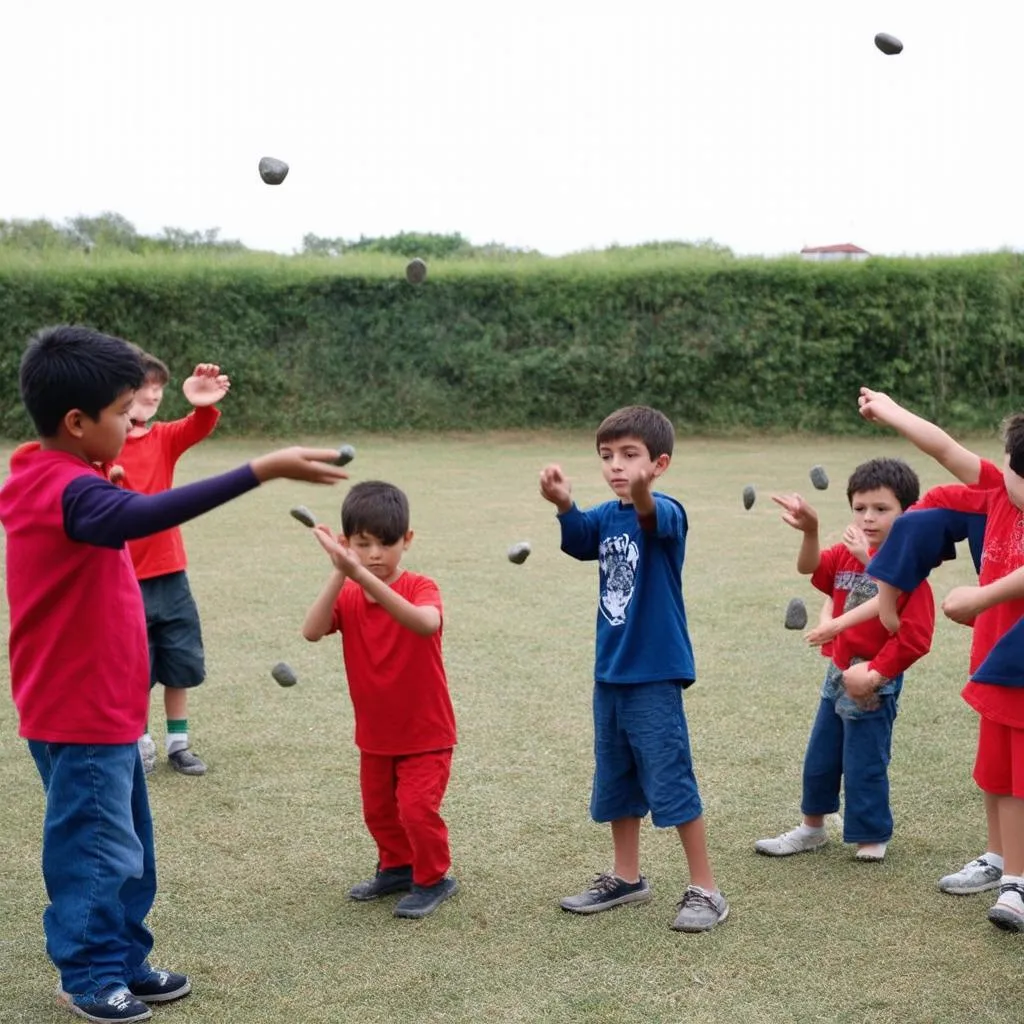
left=539, top=405, right=728, bottom=932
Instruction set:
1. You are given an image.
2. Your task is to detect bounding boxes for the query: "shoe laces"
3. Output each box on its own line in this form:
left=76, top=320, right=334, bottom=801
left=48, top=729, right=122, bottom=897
left=588, top=872, right=624, bottom=895
left=677, top=885, right=716, bottom=911
left=107, top=989, right=134, bottom=1010
left=999, top=881, right=1024, bottom=900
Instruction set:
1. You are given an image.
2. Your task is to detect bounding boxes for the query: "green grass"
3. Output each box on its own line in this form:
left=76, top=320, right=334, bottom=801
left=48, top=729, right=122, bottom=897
left=2, top=433, right=1023, bottom=1024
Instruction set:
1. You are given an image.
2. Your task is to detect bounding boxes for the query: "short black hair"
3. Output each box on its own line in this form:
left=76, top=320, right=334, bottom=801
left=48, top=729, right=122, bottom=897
left=19, top=325, right=145, bottom=437
left=1003, top=413, right=1024, bottom=477
left=595, top=405, right=675, bottom=459
left=341, top=481, right=410, bottom=545
left=846, top=457, right=920, bottom=510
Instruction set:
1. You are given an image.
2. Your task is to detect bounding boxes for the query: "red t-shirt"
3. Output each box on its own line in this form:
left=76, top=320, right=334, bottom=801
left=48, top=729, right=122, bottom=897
left=116, top=406, right=220, bottom=579
left=328, top=571, right=457, bottom=755
left=0, top=448, right=150, bottom=742
left=922, top=460, right=1024, bottom=727
left=812, top=543, right=934, bottom=678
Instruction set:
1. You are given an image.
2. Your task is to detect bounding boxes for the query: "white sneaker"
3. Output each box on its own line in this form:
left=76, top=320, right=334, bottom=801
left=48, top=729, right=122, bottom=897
left=988, top=884, right=1024, bottom=932
left=855, top=843, right=887, bottom=862
left=754, top=827, right=828, bottom=857
left=938, top=857, right=1002, bottom=895
left=138, top=735, right=157, bottom=775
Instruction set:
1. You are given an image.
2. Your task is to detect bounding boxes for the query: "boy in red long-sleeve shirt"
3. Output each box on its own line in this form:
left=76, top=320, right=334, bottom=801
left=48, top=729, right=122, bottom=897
left=756, top=458, right=935, bottom=863
left=113, top=354, right=230, bottom=776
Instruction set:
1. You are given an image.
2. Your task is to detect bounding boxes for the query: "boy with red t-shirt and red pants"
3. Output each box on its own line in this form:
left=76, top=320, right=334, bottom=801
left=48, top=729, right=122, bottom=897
left=114, top=354, right=230, bottom=776
left=301, top=480, right=458, bottom=919
left=756, top=458, right=935, bottom=863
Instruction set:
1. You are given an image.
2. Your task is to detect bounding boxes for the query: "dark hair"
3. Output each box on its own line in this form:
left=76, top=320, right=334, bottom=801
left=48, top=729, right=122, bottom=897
left=341, top=481, right=410, bottom=545
left=595, top=405, right=675, bottom=459
left=19, top=325, right=145, bottom=437
left=1002, top=414, right=1024, bottom=477
left=846, top=457, right=920, bottom=510
left=138, top=351, right=170, bottom=386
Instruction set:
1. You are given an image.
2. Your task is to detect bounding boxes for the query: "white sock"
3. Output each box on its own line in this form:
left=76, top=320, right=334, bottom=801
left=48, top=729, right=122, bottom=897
left=796, top=823, right=825, bottom=837
left=983, top=851, right=1005, bottom=871
left=998, top=874, right=1024, bottom=906
left=166, top=732, right=188, bottom=755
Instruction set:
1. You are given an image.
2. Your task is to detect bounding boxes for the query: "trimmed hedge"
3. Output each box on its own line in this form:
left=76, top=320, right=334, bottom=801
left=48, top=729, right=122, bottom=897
left=2, top=251, right=1022, bottom=437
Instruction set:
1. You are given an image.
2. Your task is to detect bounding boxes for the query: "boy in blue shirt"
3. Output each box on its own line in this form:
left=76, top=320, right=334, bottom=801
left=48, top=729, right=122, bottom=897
left=539, top=405, right=728, bottom=932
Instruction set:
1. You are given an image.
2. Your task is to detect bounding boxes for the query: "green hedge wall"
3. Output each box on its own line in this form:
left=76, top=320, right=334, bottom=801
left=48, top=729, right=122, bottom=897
left=2, top=252, right=1022, bottom=437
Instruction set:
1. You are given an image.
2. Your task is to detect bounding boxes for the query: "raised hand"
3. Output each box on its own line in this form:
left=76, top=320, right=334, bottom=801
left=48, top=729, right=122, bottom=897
left=842, top=524, right=870, bottom=564
left=771, top=493, right=819, bottom=534
left=857, top=387, right=900, bottom=426
left=540, top=464, right=573, bottom=512
left=312, top=524, right=363, bottom=576
left=183, top=363, right=231, bottom=407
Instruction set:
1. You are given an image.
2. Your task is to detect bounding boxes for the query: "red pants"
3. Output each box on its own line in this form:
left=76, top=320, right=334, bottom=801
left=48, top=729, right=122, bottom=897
left=360, top=748, right=453, bottom=886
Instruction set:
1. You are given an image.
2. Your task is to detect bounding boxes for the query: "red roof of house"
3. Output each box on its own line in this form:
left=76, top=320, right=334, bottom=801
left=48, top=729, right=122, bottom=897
left=800, top=243, right=869, bottom=254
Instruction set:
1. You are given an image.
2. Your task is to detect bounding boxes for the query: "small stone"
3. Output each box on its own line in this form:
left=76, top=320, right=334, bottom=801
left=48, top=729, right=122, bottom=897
left=406, top=257, right=428, bottom=284
left=507, top=541, right=531, bottom=565
left=335, top=444, right=356, bottom=467
left=742, top=484, right=756, bottom=510
left=290, top=505, right=316, bottom=528
left=258, top=156, right=289, bottom=185
left=809, top=465, right=829, bottom=490
left=271, top=662, right=298, bottom=687
left=874, top=32, right=903, bottom=56
left=784, top=597, right=808, bottom=631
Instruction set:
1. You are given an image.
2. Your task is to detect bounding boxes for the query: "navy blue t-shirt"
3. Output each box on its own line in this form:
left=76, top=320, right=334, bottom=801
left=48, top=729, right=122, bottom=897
left=558, top=493, right=695, bottom=685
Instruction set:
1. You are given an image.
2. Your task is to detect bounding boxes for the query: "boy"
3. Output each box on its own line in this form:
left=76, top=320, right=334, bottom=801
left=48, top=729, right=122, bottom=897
left=0, top=325, right=347, bottom=1022
left=866, top=414, right=1024, bottom=930
left=539, top=404, right=728, bottom=933
left=114, top=354, right=231, bottom=776
left=301, top=481, right=458, bottom=920
left=756, top=458, right=934, bottom=862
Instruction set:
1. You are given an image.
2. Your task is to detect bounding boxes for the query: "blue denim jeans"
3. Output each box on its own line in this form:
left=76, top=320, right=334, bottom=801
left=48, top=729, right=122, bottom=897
left=28, top=741, right=156, bottom=998
left=800, top=683, right=901, bottom=844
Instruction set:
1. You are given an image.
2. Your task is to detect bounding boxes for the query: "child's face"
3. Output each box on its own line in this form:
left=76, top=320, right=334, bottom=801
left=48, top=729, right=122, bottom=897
left=598, top=435, right=668, bottom=500
left=129, top=375, right=166, bottom=425
left=78, top=388, right=136, bottom=464
left=344, top=530, right=412, bottom=584
left=1003, top=454, right=1024, bottom=511
left=850, top=486, right=901, bottom=548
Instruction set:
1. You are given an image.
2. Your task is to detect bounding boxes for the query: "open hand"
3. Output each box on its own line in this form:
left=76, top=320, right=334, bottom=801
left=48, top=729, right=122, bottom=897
left=312, top=524, right=363, bottom=576
left=250, top=448, right=351, bottom=484
left=183, top=363, right=231, bottom=407
left=842, top=524, right=870, bottom=564
left=805, top=621, right=838, bottom=647
left=771, top=493, right=819, bottom=533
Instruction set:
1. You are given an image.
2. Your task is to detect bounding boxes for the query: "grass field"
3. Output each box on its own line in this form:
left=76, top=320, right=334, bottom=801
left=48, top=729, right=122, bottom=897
left=2, top=432, right=1023, bottom=1024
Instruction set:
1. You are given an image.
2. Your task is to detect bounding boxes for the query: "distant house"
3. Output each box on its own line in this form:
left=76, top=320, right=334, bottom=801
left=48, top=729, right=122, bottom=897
left=800, top=243, right=870, bottom=262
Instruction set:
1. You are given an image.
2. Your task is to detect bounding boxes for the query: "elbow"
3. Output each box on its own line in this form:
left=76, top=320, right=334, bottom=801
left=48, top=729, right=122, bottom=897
left=301, top=626, right=322, bottom=643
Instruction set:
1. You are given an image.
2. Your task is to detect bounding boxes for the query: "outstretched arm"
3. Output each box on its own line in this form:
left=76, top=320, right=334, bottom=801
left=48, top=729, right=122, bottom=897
left=807, top=595, right=880, bottom=647
left=771, top=493, right=821, bottom=574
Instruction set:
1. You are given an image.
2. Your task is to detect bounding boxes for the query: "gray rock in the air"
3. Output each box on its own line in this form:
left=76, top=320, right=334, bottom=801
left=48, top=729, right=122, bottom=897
left=271, top=662, right=298, bottom=687
left=742, top=484, right=756, bottom=510
left=258, top=156, right=289, bottom=185
left=809, top=465, right=829, bottom=490
left=507, top=541, right=531, bottom=565
left=784, top=597, right=808, bottom=630
left=290, top=505, right=316, bottom=528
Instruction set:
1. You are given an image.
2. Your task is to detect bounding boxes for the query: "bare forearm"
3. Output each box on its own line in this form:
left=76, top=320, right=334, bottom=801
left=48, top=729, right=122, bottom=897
left=301, top=571, right=346, bottom=640
left=979, top=566, right=1024, bottom=610
left=352, top=570, right=441, bottom=635
left=796, top=531, right=821, bottom=574
left=887, top=409, right=981, bottom=484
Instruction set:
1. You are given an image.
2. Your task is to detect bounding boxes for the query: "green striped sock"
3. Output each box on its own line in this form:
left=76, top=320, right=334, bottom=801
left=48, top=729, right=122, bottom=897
left=166, top=719, right=188, bottom=755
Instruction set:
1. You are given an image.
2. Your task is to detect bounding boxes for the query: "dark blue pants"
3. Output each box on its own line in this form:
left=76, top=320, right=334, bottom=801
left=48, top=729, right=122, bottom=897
left=28, top=741, right=156, bottom=998
left=801, top=693, right=899, bottom=844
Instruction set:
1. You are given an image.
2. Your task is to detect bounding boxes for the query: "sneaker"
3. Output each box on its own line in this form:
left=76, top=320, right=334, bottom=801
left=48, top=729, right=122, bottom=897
left=855, top=842, right=887, bottom=862
left=348, top=864, right=413, bottom=901
left=988, top=883, right=1024, bottom=932
left=128, top=968, right=191, bottom=1004
left=167, top=747, right=207, bottom=776
left=754, top=826, right=828, bottom=857
left=59, top=984, right=152, bottom=1022
left=393, top=876, right=459, bottom=919
left=671, top=885, right=730, bottom=932
left=938, top=857, right=1003, bottom=895
left=559, top=873, right=652, bottom=915
left=137, top=736, right=156, bottom=776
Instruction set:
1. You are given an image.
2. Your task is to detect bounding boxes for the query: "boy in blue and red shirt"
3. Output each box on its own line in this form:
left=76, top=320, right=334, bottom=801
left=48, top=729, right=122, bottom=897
left=757, top=458, right=934, bottom=862
left=0, top=325, right=347, bottom=1023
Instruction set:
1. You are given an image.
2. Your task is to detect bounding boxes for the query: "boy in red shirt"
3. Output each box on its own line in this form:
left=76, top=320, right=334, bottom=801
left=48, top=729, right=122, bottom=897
left=301, top=481, right=458, bottom=919
left=756, top=458, right=934, bottom=862
left=1, top=325, right=347, bottom=1022
left=114, top=354, right=230, bottom=776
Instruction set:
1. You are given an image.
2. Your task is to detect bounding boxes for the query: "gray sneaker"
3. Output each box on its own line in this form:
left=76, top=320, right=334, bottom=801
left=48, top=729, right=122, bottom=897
left=938, top=857, right=1002, bottom=895
left=168, top=747, right=207, bottom=776
left=672, top=885, right=729, bottom=932
left=754, top=826, right=827, bottom=857
left=988, top=883, right=1024, bottom=932
left=560, top=873, right=652, bottom=914
left=137, top=735, right=157, bottom=776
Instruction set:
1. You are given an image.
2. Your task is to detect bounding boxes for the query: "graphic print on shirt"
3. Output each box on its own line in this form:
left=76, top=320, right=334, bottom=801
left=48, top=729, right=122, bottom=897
left=981, top=511, right=1024, bottom=579
left=598, top=532, right=639, bottom=626
left=834, top=568, right=878, bottom=613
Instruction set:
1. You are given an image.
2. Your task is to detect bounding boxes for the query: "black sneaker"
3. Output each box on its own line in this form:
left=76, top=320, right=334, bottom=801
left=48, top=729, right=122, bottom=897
left=393, top=877, right=459, bottom=918
left=128, top=968, right=191, bottom=1004
left=59, top=984, right=152, bottom=1022
left=349, top=864, right=414, bottom=901
left=168, top=747, right=207, bottom=776
left=560, top=873, right=652, bottom=914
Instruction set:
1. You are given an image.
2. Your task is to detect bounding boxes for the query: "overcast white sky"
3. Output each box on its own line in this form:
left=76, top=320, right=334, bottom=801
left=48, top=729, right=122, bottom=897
left=2, top=1, right=1019, bottom=257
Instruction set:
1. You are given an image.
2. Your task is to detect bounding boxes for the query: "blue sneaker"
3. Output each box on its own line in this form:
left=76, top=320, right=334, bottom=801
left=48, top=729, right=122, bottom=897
left=128, top=967, right=191, bottom=1004
left=393, top=877, right=459, bottom=918
left=59, top=984, right=152, bottom=1022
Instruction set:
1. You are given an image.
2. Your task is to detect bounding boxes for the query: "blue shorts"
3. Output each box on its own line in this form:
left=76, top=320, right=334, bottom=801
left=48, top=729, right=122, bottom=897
left=590, top=680, right=703, bottom=828
left=139, top=571, right=206, bottom=689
